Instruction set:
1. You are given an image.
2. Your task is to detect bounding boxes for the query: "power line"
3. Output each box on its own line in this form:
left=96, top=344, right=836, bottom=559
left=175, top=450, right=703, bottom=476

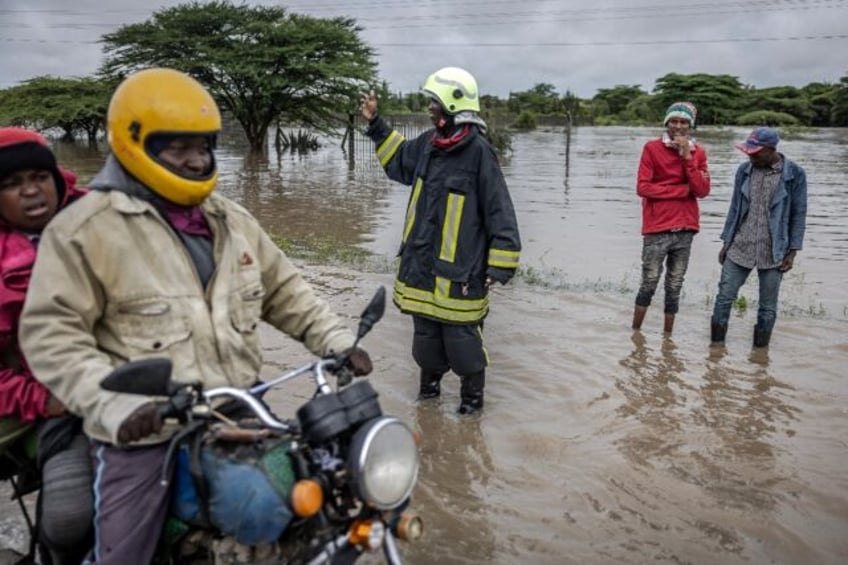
left=373, top=34, right=848, bottom=46
left=286, top=0, right=848, bottom=10
left=362, top=4, right=848, bottom=29
left=0, top=0, right=845, bottom=44
left=0, top=38, right=99, bottom=44
left=0, top=0, right=844, bottom=16
left=1, top=2, right=846, bottom=31
left=0, top=0, right=525, bottom=15
left=354, top=0, right=848, bottom=21
left=1, top=34, right=846, bottom=47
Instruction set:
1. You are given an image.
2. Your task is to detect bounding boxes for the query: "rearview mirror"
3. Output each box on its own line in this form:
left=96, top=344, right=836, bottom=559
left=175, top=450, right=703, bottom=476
left=100, top=358, right=174, bottom=396
left=356, top=286, right=386, bottom=341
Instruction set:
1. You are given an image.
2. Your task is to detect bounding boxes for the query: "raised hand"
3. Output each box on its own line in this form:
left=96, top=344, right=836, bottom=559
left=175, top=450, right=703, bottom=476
left=359, top=90, right=378, bottom=122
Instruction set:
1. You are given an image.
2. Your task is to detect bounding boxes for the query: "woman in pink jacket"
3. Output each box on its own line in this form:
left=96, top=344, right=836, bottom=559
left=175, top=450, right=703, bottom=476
left=0, top=127, right=92, bottom=564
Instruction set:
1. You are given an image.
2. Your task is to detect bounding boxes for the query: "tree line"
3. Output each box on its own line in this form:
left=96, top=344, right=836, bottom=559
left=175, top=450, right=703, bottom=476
left=379, top=73, right=848, bottom=129
left=0, top=1, right=846, bottom=151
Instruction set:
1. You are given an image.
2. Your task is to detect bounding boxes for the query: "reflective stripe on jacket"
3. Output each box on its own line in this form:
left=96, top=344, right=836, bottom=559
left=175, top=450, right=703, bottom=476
left=19, top=158, right=355, bottom=444
left=367, top=117, right=521, bottom=324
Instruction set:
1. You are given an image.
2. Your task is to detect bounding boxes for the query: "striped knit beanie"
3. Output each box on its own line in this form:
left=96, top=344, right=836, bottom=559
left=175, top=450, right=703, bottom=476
left=663, top=101, right=697, bottom=127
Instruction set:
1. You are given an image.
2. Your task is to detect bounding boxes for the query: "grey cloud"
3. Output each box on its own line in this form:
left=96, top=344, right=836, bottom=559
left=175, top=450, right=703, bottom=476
left=0, top=0, right=845, bottom=97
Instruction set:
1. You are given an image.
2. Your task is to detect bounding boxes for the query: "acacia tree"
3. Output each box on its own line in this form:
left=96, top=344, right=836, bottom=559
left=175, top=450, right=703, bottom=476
left=0, top=76, right=113, bottom=143
left=653, top=73, right=745, bottom=125
left=800, top=82, right=837, bottom=126
left=741, top=86, right=813, bottom=124
left=592, top=85, right=646, bottom=116
left=833, top=73, right=848, bottom=126
left=100, top=1, right=377, bottom=151
left=507, top=83, right=563, bottom=115
left=591, top=85, right=652, bottom=123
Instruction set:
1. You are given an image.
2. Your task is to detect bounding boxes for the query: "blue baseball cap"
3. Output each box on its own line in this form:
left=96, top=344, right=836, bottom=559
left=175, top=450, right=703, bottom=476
left=736, top=127, right=780, bottom=155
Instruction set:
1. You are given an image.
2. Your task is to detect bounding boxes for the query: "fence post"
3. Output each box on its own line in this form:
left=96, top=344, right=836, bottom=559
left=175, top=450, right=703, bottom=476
left=565, top=112, right=572, bottom=184
left=348, top=113, right=356, bottom=158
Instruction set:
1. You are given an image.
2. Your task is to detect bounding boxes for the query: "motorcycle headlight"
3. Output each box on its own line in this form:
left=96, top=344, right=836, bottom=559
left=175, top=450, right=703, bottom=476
left=349, top=417, right=419, bottom=510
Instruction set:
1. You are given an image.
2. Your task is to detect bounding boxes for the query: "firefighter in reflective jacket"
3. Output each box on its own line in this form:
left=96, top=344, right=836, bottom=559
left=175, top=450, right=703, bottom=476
left=360, top=67, right=521, bottom=415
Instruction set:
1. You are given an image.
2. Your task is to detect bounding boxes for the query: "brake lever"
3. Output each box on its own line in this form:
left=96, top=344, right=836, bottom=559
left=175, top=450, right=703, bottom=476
left=159, top=391, right=194, bottom=424
left=325, top=352, right=354, bottom=387
left=336, top=366, right=354, bottom=387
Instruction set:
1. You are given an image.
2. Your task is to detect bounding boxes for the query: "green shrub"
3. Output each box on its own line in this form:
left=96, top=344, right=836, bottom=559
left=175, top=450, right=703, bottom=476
left=735, top=111, right=799, bottom=126
left=512, top=111, right=537, bottom=130
left=485, top=124, right=513, bottom=156
left=593, top=115, right=622, bottom=126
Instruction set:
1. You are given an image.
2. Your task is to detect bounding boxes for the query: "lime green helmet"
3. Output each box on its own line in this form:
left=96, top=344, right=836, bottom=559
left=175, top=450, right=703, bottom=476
left=421, top=67, right=480, bottom=114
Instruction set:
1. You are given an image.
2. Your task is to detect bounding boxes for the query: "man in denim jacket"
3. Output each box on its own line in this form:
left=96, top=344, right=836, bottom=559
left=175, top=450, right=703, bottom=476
left=710, top=127, right=807, bottom=348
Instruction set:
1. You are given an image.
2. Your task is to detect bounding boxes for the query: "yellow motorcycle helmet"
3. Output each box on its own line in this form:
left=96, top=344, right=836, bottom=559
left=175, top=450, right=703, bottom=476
left=420, top=67, right=480, bottom=114
left=107, top=68, right=221, bottom=206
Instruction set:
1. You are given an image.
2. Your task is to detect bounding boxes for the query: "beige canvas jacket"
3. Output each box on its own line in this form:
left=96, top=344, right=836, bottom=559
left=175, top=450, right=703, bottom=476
left=19, top=172, right=354, bottom=445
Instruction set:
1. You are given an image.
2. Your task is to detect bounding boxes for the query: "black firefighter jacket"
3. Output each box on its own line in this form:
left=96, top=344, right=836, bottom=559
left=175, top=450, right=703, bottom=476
left=366, top=116, right=521, bottom=325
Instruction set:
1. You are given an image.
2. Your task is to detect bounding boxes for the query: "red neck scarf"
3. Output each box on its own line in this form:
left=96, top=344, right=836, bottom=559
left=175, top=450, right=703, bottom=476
left=431, top=125, right=472, bottom=150
left=157, top=200, right=213, bottom=238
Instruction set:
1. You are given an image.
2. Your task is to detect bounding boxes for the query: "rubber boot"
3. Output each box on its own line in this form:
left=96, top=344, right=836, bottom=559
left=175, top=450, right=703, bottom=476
left=753, top=325, right=772, bottom=348
left=710, top=321, right=728, bottom=345
left=663, top=313, right=675, bottom=335
left=631, top=305, right=648, bottom=330
left=457, top=371, right=485, bottom=415
left=418, top=371, right=443, bottom=399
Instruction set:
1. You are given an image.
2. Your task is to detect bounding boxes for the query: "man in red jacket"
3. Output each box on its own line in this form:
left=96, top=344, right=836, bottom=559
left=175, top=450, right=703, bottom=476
left=0, top=127, right=92, bottom=564
left=632, top=102, right=710, bottom=334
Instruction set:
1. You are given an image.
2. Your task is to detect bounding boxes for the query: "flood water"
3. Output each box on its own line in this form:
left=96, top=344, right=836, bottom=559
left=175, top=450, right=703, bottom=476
left=2, top=126, right=847, bottom=564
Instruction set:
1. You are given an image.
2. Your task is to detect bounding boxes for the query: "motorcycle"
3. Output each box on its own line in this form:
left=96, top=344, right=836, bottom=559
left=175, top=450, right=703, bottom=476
left=96, top=285, right=423, bottom=564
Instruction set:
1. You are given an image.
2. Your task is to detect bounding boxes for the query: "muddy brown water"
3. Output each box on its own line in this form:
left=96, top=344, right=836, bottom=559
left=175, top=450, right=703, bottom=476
left=2, top=127, right=847, bottom=564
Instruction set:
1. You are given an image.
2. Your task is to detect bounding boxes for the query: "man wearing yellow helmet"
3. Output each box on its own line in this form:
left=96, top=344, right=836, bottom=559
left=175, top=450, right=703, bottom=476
left=19, top=68, right=372, bottom=563
left=360, top=67, right=521, bottom=416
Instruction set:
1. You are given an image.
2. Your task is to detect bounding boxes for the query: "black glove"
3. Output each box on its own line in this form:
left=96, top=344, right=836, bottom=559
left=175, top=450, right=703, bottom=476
left=486, top=267, right=512, bottom=286
left=117, top=402, right=164, bottom=444
left=343, top=348, right=373, bottom=376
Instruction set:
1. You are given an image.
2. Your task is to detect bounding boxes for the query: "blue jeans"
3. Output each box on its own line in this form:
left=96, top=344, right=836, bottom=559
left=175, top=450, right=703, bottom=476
left=711, top=258, right=783, bottom=332
left=635, top=231, right=694, bottom=314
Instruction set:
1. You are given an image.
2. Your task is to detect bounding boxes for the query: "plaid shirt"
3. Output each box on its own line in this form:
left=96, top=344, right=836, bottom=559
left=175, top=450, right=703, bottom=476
left=727, top=157, right=784, bottom=269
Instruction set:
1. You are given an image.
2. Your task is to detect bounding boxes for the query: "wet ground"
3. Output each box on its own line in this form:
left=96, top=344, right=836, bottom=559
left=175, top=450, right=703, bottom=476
left=2, top=126, right=847, bottom=564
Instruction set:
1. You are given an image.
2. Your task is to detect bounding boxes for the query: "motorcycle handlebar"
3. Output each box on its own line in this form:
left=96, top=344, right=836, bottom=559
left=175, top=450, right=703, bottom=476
left=202, top=387, right=292, bottom=432
left=155, top=386, right=292, bottom=432
left=155, top=356, right=348, bottom=432
left=249, top=356, right=342, bottom=396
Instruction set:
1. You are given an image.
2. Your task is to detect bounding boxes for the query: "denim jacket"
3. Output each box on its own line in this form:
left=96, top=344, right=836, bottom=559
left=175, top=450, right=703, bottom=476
left=720, top=155, right=807, bottom=264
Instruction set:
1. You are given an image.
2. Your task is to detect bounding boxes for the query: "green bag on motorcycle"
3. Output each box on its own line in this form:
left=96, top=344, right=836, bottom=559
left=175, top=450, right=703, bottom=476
left=171, top=437, right=297, bottom=546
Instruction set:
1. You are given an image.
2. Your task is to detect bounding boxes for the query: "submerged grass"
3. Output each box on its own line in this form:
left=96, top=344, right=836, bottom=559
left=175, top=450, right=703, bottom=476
left=267, top=241, right=844, bottom=320
left=515, top=265, right=843, bottom=320
left=514, top=265, right=634, bottom=294
left=270, top=234, right=393, bottom=273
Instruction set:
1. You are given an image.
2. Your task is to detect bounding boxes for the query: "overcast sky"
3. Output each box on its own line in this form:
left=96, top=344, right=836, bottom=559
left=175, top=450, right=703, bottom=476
left=1, top=0, right=846, bottom=98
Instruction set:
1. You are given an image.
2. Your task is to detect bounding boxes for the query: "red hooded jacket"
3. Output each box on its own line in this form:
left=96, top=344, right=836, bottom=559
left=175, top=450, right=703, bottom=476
left=636, top=138, right=710, bottom=235
left=0, top=169, right=87, bottom=422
